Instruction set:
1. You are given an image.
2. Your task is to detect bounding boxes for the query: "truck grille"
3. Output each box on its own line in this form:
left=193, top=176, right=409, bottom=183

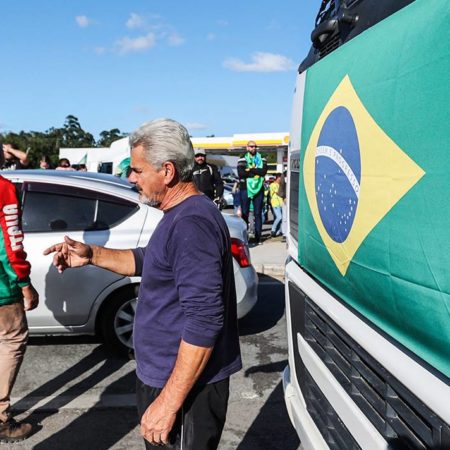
left=288, top=282, right=450, bottom=449
left=304, top=370, right=361, bottom=449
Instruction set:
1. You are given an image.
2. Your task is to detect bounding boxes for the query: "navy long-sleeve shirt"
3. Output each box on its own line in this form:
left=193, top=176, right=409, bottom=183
left=132, top=194, right=242, bottom=388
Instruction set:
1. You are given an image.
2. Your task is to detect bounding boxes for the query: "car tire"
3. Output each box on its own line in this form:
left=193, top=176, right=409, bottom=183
left=99, top=285, right=139, bottom=356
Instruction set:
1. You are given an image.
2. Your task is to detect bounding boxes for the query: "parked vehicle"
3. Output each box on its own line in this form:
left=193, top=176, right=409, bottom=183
left=221, top=185, right=234, bottom=209
left=2, top=170, right=258, bottom=354
left=283, top=1, right=450, bottom=449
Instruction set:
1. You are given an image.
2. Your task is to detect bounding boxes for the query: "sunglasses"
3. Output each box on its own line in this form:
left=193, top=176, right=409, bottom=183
left=247, top=145, right=257, bottom=149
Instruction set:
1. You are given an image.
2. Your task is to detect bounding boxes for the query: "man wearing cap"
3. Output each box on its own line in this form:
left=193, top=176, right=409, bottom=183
left=192, top=149, right=224, bottom=206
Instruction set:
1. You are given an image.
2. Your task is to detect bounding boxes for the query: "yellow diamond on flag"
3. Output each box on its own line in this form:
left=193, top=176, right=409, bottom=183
left=303, top=75, right=425, bottom=275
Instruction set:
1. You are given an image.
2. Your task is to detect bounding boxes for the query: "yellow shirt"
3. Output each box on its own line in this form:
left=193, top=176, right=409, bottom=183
left=269, top=182, right=284, bottom=208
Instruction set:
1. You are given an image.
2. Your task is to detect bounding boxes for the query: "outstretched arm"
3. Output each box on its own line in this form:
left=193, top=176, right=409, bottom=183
left=43, top=235, right=136, bottom=276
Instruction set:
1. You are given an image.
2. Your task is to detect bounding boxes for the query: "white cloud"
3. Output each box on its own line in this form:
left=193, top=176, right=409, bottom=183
left=126, top=13, right=145, bottom=29
left=94, top=47, right=106, bottom=55
left=186, top=122, right=207, bottom=131
left=75, top=15, right=91, bottom=28
left=167, top=32, right=185, bottom=46
left=116, top=33, right=156, bottom=54
left=223, top=52, right=295, bottom=73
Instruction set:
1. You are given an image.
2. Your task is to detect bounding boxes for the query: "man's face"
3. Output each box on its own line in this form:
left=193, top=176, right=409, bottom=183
left=247, top=141, right=257, bottom=155
left=128, top=145, right=167, bottom=208
left=194, top=153, right=206, bottom=165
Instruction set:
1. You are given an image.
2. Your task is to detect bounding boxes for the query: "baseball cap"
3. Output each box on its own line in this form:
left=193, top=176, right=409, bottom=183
left=194, top=148, right=206, bottom=156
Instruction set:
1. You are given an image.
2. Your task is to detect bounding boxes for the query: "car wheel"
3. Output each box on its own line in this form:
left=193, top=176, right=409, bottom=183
left=99, top=285, right=139, bottom=355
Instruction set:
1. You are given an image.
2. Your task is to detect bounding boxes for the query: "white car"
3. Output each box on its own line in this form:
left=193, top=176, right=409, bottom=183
left=2, top=170, right=258, bottom=353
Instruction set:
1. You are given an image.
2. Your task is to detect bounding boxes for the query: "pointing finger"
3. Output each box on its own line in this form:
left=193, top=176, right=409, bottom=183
left=43, top=243, right=63, bottom=255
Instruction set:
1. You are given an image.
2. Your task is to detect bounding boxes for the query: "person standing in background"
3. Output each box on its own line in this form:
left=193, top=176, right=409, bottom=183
left=192, top=148, right=224, bottom=206
left=55, top=158, right=75, bottom=171
left=269, top=173, right=286, bottom=237
left=1, top=144, right=29, bottom=170
left=39, top=155, right=53, bottom=170
left=0, top=148, right=39, bottom=443
left=237, top=141, right=267, bottom=244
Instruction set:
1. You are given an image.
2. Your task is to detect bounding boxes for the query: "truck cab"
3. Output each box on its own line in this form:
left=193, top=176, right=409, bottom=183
left=283, top=1, right=450, bottom=448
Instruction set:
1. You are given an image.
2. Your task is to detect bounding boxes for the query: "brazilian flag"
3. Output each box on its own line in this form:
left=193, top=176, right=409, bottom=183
left=298, top=0, right=450, bottom=377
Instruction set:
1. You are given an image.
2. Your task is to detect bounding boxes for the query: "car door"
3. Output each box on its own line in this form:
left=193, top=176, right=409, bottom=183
left=19, top=181, right=147, bottom=329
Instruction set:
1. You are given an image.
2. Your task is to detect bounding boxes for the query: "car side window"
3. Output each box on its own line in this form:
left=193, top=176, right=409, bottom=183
left=96, top=199, right=138, bottom=229
left=22, top=182, right=138, bottom=232
left=22, top=191, right=96, bottom=232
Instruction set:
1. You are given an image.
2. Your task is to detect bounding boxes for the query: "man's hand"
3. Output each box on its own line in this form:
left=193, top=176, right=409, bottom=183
left=43, top=236, right=93, bottom=273
left=141, top=393, right=177, bottom=446
left=22, top=284, right=39, bottom=311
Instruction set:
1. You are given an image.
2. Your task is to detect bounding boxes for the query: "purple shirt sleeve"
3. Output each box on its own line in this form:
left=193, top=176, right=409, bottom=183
left=167, top=216, right=225, bottom=348
left=132, top=247, right=146, bottom=276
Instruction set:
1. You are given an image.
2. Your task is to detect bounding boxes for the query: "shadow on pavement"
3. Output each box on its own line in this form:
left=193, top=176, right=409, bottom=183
left=13, top=346, right=138, bottom=449
left=244, top=359, right=287, bottom=377
left=236, top=381, right=300, bottom=450
left=238, top=275, right=285, bottom=336
left=14, top=346, right=127, bottom=413
left=33, top=371, right=138, bottom=450
left=27, top=334, right=101, bottom=347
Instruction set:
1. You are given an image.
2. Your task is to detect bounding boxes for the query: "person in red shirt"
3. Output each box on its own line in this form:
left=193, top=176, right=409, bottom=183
left=0, top=148, right=39, bottom=443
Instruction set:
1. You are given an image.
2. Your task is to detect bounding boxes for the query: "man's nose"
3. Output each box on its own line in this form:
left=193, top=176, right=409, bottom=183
left=128, top=171, right=136, bottom=183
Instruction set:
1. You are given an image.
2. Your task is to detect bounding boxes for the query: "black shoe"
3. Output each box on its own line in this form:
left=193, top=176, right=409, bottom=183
left=0, top=418, right=33, bottom=443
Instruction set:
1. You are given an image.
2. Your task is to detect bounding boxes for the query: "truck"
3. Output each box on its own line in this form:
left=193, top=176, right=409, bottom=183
left=283, top=1, right=450, bottom=449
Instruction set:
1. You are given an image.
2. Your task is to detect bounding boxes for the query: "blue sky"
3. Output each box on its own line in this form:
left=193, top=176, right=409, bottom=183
left=1, top=1, right=319, bottom=139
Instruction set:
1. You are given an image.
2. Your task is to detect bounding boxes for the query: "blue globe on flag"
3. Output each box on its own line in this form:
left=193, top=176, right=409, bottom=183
left=315, top=106, right=361, bottom=243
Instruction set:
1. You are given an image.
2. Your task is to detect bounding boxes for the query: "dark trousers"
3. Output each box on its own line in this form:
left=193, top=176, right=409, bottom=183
left=136, top=377, right=229, bottom=450
left=240, top=188, right=264, bottom=241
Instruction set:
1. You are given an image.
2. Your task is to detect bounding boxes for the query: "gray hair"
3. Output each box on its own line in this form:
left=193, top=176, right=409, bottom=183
left=129, top=118, right=194, bottom=181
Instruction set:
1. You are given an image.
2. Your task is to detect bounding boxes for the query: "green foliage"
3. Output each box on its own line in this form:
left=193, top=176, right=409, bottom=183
left=1, top=115, right=127, bottom=168
left=98, top=128, right=127, bottom=147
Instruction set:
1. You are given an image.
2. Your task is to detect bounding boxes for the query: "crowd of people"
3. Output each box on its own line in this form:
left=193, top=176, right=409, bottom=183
left=0, top=125, right=286, bottom=447
left=0, top=144, right=88, bottom=172
left=1, top=141, right=286, bottom=244
left=191, top=140, right=287, bottom=244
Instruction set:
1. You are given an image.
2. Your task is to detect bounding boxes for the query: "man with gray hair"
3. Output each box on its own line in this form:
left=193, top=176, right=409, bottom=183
left=44, top=118, right=242, bottom=449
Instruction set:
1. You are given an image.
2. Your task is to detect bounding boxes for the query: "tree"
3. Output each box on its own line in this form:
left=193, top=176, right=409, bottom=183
left=61, top=115, right=96, bottom=148
left=97, top=128, right=126, bottom=147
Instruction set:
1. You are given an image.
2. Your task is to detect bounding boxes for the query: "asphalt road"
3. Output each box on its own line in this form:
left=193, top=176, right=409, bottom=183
left=6, top=275, right=301, bottom=450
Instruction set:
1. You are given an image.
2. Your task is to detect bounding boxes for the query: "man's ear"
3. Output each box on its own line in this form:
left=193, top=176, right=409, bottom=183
left=162, top=161, right=177, bottom=185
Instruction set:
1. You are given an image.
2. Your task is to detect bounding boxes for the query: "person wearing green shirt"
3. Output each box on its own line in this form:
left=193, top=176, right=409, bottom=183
left=237, top=141, right=267, bottom=244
